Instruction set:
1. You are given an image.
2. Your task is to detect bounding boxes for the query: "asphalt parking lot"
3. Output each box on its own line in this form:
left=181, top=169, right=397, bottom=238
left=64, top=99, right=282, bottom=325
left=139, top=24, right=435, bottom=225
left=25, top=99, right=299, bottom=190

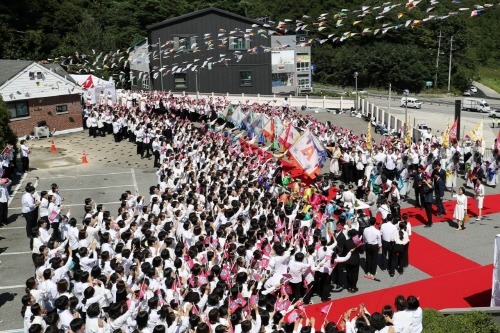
left=0, top=113, right=497, bottom=331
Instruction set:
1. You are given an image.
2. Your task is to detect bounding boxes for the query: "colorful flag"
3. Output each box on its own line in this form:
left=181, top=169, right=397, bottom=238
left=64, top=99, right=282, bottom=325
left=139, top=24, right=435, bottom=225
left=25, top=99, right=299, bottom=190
left=278, top=123, right=301, bottom=150
left=465, top=120, right=483, bottom=141
left=449, top=119, right=458, bottom=143
left=366, top=122, right=372, bottom=151
left=283, top=309, right=302, bottom=323
left=320, top=303, right=331, bottom=314
left=441, top=121, right=451, bottom=148
left=288, top=130, right=324, bottom=177
left=230, top=106, right=245, bottom=127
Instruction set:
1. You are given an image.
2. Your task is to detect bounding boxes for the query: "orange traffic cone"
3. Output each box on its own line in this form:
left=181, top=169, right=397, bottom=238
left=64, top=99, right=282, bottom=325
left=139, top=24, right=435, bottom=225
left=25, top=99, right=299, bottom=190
left=81, top=151, right=88, bottom=164
left=50, top=140, right=57, bottom=153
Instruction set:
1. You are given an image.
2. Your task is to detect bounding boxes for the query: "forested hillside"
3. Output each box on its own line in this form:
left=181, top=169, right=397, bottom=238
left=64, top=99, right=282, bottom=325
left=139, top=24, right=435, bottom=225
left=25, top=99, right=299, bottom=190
left=0, top=0, right=498, bottom=92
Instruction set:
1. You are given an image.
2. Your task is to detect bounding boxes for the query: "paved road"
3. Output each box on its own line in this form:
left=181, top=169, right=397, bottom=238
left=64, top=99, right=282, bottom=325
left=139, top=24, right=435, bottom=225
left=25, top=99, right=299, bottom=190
left=0, top=119, right=498, bottom=331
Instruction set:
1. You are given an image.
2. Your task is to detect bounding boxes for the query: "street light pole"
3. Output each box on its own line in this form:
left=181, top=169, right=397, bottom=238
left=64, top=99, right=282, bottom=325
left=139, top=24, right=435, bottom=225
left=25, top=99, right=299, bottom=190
left=448, top=36, right=454, bottom=92
left=388, top=83, right=392, bottom=113
left=354, top=71, right=358, bottom=110
left=404, top=89, right=409, bottom=136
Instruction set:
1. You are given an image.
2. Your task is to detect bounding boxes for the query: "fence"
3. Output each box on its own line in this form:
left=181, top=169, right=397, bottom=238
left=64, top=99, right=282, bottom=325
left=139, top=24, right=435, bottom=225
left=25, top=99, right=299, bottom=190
left=171, top=91, right=356, bottom=110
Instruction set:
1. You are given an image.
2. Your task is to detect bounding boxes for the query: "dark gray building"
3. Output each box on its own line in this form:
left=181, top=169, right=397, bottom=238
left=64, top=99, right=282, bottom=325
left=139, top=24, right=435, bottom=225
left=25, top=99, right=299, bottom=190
left=146, top=7, right=272, bottom=95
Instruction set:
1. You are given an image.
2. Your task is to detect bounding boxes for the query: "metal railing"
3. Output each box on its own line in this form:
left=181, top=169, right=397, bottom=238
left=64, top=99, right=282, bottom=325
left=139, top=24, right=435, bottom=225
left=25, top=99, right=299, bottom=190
left=173, top=91, right=356, bottom=110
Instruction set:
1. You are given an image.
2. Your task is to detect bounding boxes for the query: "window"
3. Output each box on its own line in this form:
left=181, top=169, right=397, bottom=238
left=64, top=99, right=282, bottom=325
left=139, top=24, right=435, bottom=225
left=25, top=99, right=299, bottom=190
left=29, top=72, right=35, bottom=80
left=272, top=73, right=293, bottom=87
left=174, top=73, right=187, bottom=89
left=7, top=102, right=29, bottom=119
left=142, top=75, right=150, bottom=89
left=297, top=61, right=310, bottom=72
left=240, top=71, right=252, bottom=86
left=229, top=37, right=250, bottom=51
left=56, top=105, right=68, bottom=114
left=173, top=36, right=197, bottom=52
left=298, top=78, right=310, bottom=88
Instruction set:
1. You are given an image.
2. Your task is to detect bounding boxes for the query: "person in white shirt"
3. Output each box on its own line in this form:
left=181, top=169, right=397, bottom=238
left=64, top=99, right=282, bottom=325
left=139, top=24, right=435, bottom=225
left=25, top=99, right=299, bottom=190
left=0, top=177, right=11, bottom=225
left=390, top=223, right=410, bottom=277
left=390, top=295, right=414, bottom=333
left=22, top=184, right=40, bottom=250
left=406, top=295, right=423, bottom=333
left=380, top=219, right=398, bottom=271
left=287, top=252, right=310, bottom=302
left=20, top=140, right=30, bottom=173
left=363, top=217, right=381, bottom=277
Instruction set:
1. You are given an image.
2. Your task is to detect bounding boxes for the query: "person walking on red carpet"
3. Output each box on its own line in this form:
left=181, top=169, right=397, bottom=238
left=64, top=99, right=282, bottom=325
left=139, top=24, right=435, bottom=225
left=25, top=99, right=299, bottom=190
left=474, top=179, right=485, bottom=221
left=453, top=187, right=468, bottom=230
left=422, top=174, right=434, bottom=228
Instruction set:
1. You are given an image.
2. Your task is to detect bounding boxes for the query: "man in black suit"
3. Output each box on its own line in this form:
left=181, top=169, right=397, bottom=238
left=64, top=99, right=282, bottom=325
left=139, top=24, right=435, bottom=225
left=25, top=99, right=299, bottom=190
left=422, top=175, right=435, bottom=227
left=433, top=170, right=446, bottom=217
left=343, top=229, right=361, bottom=293
left=332, top=224, right=347, bottom=292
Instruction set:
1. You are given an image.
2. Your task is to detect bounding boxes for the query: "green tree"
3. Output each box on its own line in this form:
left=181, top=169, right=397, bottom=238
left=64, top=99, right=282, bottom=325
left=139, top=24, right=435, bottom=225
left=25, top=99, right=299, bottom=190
left=0, top=98, right=18, bottom=149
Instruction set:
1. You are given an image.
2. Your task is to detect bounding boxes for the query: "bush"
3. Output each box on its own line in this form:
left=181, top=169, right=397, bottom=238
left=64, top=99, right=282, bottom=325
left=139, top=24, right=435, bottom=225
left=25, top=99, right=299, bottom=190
left=423, top=309, right=500, bottom=333
left=0, top=97, right=18, bottom=148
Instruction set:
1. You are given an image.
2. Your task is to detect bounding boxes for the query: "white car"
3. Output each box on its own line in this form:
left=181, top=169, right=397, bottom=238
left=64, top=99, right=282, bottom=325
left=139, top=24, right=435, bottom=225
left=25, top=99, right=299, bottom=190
left=489, top=109, right=499, bottom=118
left=463, top=90, right=472, bottom=96
left=470, top=86, right=478, bottom=93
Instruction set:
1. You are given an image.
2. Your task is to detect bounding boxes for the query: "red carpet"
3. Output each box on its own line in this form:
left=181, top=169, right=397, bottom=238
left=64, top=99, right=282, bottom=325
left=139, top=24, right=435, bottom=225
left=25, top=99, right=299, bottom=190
left=302, top=193, right=500, bottom=329
left=305, top=264, right=493, bottom=329
left=394, top=194, right=500, bottom=226
left=408, top=233, right=481, bottom=277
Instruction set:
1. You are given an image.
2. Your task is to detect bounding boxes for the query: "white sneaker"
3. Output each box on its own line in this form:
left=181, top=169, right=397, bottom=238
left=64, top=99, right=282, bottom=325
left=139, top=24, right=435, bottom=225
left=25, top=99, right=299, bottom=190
left=475, top=217, right=481, bottom=221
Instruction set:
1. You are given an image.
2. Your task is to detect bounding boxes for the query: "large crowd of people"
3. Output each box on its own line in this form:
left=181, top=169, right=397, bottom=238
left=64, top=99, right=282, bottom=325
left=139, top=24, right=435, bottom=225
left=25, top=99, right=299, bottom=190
left=9, top=90, right=500, bottom=333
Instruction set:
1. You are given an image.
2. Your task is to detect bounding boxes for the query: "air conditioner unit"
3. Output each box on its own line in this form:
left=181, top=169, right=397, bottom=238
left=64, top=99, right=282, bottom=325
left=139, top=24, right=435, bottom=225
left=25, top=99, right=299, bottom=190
left=33, top=126, right=50, bottom=139
left=299, top=37, right=306, bottom=42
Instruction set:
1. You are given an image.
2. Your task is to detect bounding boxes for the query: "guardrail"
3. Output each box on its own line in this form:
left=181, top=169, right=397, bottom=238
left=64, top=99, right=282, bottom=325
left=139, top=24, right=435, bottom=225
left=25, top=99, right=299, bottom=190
left=174, top=91, right=356, bottom=110
left=365, top=93, right=500, bottom=109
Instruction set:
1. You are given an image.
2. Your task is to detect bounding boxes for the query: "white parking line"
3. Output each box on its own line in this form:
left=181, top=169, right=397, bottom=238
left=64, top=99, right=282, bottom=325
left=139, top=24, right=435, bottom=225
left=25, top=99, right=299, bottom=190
left=0, top=329, right=23, bottom=333
left=62, top=184, right=133, bottom=191
left=7, top=173, right=27, bottom=206
left=0, top=251, right=31, bottom=256
left=46, top=171, right=132, bottom=179
left=0, top=285, right=25, bottom=290
left=0, top=226, right=24, bottom=230
left=131, top=168, right=139, bottom=193
left=9, top=201, right=122, bottom=210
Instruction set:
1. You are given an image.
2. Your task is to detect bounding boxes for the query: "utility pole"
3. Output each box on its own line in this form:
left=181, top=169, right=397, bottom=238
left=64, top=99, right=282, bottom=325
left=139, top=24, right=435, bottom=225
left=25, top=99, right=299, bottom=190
left=434, top=30, right=442, bottom=89
left=388, top=83, right=392, bottom=113
left=448, top=36, right=453, bottom=92
left=158, top=37, right=164, bottom=92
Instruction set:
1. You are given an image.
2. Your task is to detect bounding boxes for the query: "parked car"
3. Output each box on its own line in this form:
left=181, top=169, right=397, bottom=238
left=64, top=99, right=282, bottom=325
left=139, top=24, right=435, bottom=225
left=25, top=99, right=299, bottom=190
left=463, top=90, right=472, bottom=96
left=489, top=109, right=499, bottom=118
left=400, top=97, right=422, bottom=109
left=470, top=86, right=478, bottom=94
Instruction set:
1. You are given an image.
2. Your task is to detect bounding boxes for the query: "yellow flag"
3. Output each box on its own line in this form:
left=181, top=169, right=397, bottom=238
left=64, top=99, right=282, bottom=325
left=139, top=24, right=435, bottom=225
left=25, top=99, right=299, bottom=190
left=366, top=122, right=372, bottom=151
left=466, top=120, right=484, bottom=141
left=441, top=122, right=451, bottom=148
left=404, top=117, right=412, bottom=147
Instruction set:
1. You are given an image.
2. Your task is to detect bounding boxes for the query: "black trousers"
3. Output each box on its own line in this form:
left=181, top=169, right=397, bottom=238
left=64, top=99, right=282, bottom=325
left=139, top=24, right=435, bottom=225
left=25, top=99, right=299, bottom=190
left=414, top=188, right=421, bottom=207
left=136, top=142, right=143, bottom=155
left=50, top=222, right=60, bottom=242
left=303, top=280, right=315, bottom=304
left=346, top=263, right=360, bottom=289
left=141, top=143, right=152, bottom=158
left=333, top=262, right=346, bottom=288
left=153, top=151, right=160, bottom=168
left=365, top=244, right=379, bottom=275
left=315, top=271, right=331, bottom=301
left=289, top=281, right=302, bottom=302
left=381, top=240, right=393, bottom=270
left=0, top=201, right=8, bottom=224
left=21, top=156, right=29, bottom=172
left=435, top=196, right=445, bottom=214
left=390, top=244, right=407, bottom=274
left=23, top=210, right=37, bottom=250
left=424, top=201, right=433, bottom=225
